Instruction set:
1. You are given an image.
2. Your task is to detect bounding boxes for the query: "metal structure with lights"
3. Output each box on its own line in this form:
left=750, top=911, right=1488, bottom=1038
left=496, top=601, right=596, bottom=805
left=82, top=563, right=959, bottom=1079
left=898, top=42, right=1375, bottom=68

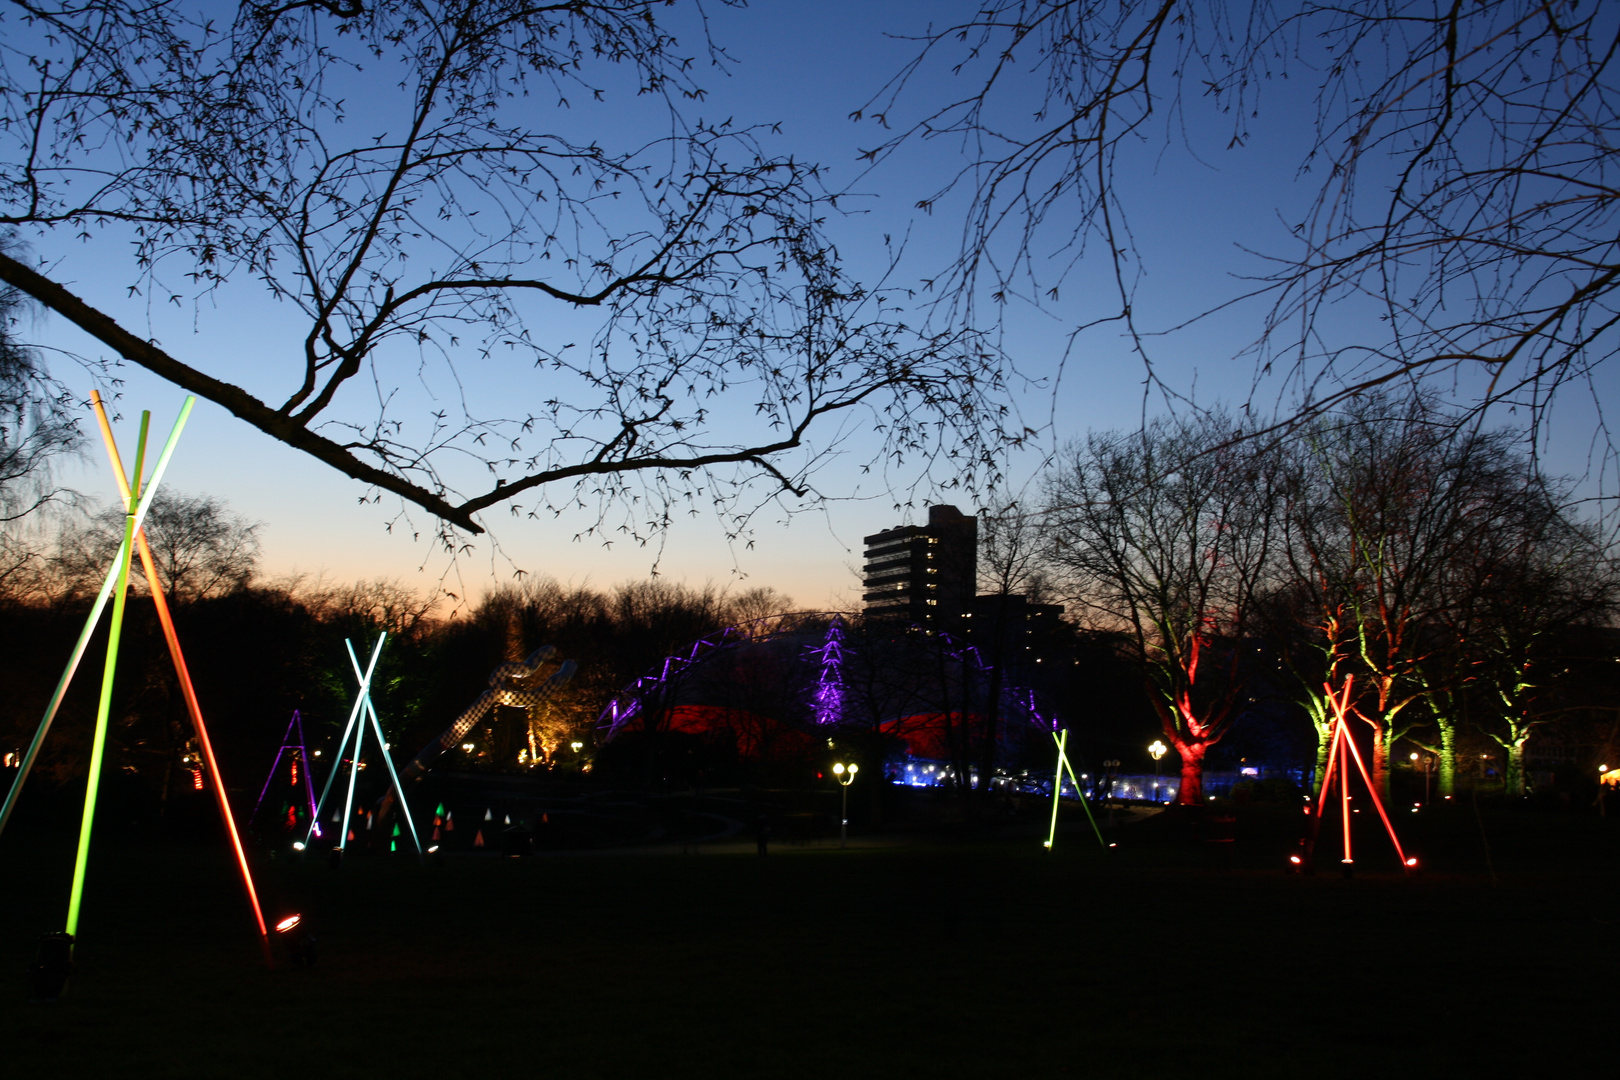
left=598, top=614, right=1064, bottom=784
left=1043, top=729, right=1107, bottom=851
left=1295, top=678, right=1418, bottom=877
left=0, top=393, right=273, bottom=973
left=832, top=762, right=859, bottom=848
left=401, top=646, right=577, bottom=779
left=304, top=636, right=424, bottom=861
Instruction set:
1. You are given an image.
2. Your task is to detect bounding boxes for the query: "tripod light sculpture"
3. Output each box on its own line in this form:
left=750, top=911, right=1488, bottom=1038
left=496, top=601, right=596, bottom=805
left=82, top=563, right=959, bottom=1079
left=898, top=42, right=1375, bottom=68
left=1297, top=677, right=1418, bottom=876
left=251, top=711, right=319, bottom=835
left=0, top=393, right=271, bottom=972
left=1043, top=728, right=1107, bottom=851
left=304, top=636, right=423, bottom=861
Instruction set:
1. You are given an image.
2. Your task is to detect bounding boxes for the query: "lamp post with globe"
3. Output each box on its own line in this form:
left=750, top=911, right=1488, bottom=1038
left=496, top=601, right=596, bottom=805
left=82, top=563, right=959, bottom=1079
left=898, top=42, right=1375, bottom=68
left=1148, top=740, right=1168, bottom=803
left=833, top=763, right=858, bottom=848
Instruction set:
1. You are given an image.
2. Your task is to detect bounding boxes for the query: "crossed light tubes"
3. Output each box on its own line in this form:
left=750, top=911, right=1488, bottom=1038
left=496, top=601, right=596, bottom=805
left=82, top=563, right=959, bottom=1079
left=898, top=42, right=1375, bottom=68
left=1043, top=727, right=1106, bottom=851
left=0, top=392, right=272, bottom=968
left=303, top=635, right=423, bottom=862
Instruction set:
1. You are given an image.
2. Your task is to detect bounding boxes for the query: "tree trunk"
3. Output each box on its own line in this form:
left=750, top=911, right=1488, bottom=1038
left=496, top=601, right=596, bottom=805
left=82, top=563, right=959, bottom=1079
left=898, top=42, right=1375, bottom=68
left=1369, top=720, right=1390, bottom=798
left=1505, top=739, right=1527, bottom=797
left=1174, top=740, right=1207, bottom=805
left=1437, top=718, right=1457, bottom=798
left=1312, top=717, right=1331, bottom=795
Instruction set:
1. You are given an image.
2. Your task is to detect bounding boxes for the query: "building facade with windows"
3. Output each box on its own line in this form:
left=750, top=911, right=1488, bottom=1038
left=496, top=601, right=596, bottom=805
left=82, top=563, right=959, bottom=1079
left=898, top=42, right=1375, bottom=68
left=861, top=505, right=978, bottom=627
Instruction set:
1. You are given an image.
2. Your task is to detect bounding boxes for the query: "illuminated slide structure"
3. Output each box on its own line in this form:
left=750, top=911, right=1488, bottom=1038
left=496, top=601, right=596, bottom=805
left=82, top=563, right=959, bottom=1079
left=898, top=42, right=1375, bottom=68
left=1, top=393, right=271, bottom=983
left=399, top=646, right=578, bottom=782
left=350, top=646, right=578, bottom=839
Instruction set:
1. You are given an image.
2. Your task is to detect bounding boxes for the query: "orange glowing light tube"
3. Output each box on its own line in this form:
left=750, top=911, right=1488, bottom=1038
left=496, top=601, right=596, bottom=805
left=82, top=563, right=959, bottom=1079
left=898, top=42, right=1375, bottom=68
left=89, top=392, right=271, bottom=955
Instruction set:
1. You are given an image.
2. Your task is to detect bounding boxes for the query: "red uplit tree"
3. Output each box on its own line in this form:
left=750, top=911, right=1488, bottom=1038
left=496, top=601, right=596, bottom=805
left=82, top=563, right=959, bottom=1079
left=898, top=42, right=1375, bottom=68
left=1043, top=413, right=1283, bottom=803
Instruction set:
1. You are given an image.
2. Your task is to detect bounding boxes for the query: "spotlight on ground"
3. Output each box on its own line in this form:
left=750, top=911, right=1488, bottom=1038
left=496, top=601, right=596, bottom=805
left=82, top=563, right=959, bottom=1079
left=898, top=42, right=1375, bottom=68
left=274, top=914, right=317, bottom=968
left=29, top=932, right=73, bottom=1002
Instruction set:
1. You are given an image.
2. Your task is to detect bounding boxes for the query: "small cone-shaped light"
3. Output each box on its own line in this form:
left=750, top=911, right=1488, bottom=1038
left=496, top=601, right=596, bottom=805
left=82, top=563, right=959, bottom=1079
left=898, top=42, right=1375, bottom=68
left=484, top=808, right=493, bottom=822
left=435, top=802, right=446, bottom=817
left=503, top=813, right=511, bottom=826
left=473, top=829, right=485, bottom=848
left=445, top=812, right=455, bottom=832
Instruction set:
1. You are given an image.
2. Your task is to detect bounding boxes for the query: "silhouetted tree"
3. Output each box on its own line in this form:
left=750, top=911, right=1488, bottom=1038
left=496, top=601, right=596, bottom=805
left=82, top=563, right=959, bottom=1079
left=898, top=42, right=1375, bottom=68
left=861, top=0, right=1620, bottom=469
left=0, top=0, right=1015, bottom=544
left=1043, top=412, right=1284, bottom=803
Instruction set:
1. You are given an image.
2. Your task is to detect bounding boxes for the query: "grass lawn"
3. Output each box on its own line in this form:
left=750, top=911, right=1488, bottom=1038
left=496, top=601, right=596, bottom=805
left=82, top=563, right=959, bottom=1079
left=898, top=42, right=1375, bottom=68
left=1, top=797, right=1615, bottom=1078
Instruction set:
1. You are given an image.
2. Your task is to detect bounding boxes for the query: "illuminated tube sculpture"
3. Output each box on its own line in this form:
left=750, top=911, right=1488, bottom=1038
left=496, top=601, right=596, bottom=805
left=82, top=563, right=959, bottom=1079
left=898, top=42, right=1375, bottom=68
left=251, top=711, right=319, bottom=832
left=0, top=398, right=191, bottom=843
left=1303, top=677, right=1417, bottom=876
left=1043, top=728, right=1107, bottom=851
left=85, top=392, right=270, bottom=957
left=304, top=636, right=425, bottom=860
left=0, top=396, right=273, bottom=968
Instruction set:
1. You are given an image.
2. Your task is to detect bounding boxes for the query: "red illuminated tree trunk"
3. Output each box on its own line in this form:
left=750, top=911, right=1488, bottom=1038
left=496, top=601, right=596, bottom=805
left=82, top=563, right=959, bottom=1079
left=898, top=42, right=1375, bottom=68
left=1167, top=733, right=1207, bottom=805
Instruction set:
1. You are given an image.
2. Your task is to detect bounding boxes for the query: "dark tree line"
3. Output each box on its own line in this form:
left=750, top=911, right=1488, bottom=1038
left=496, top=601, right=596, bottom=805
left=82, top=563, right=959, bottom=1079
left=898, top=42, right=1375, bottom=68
left=0, top=501, right=799, bottom=824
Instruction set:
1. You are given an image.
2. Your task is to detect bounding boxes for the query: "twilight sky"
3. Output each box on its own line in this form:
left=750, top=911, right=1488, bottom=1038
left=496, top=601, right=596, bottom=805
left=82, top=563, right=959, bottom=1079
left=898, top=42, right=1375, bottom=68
left=26, top=0, right=1616, bottom=612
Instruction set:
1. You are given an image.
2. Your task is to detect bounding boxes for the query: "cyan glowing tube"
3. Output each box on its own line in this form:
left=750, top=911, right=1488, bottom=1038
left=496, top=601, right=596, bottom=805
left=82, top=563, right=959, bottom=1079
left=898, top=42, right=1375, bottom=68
left=337, top=636, right=385, bottom=852
left=303, top=636, right=384, bottom=848
left=66, top=410, right=150, bottom=940
left=347, top=638, right=423, bottom=860
left=0, top=397, right=195, bottom=842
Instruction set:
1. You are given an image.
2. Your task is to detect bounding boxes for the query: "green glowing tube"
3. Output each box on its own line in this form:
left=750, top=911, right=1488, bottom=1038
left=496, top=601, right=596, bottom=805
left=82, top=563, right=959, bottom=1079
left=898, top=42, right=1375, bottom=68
left=0, top=398, right=195, bottom=842
left=65, top=411, right=150, bottom=940
left=1045, top=728, right=1067, bottom=850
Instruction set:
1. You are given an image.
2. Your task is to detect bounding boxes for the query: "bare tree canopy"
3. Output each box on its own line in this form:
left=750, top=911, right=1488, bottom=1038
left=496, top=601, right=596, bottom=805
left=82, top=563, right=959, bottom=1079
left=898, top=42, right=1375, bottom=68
left=859, top=0, right=1619, bottom=455
left=0, top=244, right=78, bottom=596
left=0, top=1, right=1016, bottom=539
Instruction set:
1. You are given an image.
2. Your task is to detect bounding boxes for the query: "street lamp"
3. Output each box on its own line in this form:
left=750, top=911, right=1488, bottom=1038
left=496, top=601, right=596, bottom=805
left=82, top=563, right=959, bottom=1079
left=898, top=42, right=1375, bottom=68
left=832, top=762, right=859, bottom=849
left=1148, top=740, right=1168, bottom=803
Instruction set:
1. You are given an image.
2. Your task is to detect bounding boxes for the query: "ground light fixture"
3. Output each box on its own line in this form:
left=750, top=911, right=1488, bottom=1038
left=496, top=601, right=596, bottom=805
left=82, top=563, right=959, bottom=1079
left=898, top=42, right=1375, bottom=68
left=273, top=914, right=317, bottom=968
left=30, top=932, right=73, bottom=1001
left=833, top=763, right=858, bottom=848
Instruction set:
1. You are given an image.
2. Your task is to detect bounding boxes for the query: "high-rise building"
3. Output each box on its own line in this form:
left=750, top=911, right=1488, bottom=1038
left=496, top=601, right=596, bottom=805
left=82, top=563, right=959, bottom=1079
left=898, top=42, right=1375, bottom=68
left=861, top=505, right=978, bottom=626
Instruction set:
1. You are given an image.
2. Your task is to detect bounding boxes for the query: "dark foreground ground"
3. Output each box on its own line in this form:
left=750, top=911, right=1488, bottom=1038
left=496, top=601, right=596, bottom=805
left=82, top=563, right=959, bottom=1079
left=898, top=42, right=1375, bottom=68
left=2, top=798, right=1616, bottom=1079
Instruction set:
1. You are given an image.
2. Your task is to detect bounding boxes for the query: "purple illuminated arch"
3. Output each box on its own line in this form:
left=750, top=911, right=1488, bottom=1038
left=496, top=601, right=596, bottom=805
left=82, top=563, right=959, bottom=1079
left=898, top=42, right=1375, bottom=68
left=597, top=613, right=1059, bottom=743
